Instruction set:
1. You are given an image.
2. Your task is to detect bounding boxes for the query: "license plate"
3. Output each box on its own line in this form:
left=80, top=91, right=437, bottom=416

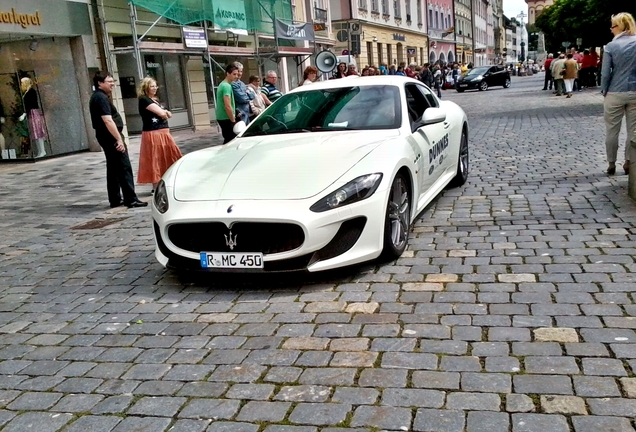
left=200, top=252, right=264, bottom=269
left=459, top=84, right=468, bottom=87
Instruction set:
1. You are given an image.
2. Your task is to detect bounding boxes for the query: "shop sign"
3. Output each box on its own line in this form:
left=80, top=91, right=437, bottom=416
left=393, top=33, right=406, bottom=41
left=146, top=62, right=161, bottom=68
left=213, top=0, right=247, bottom=31
left=0, top=8, right=41, bottom=28
left=0, top=0, right=90, bottom=36
left=275, top=19, right=315, bottom=41
left=407, top=48, right=416, bottom=55
left=183, top=26, right=207, bottom=49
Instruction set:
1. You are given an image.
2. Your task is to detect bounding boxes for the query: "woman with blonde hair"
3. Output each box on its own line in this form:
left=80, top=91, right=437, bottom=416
left=136, top=77, right=182, bottom=190
left=601, top=12, right=636, bottom=175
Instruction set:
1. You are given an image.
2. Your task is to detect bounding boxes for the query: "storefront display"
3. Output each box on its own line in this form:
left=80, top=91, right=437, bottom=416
left=0, top=0, right=94, bottom=163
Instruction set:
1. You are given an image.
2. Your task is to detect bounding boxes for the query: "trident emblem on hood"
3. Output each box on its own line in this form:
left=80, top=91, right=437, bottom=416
left=224, top=231, right=237, bottom=250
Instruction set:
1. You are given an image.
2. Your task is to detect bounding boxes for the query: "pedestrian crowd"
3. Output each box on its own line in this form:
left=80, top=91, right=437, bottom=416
left=330, top=60, right=473, bottom=99
left=542, top=47, right=600, bottom=98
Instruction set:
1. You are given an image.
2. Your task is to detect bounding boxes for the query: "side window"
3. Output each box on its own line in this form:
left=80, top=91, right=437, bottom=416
left=418, top=85, right=439, bottom=109
left=405, top=84, right=437, bottom=126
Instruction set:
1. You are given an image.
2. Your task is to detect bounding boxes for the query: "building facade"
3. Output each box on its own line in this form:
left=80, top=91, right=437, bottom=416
left=330, top=0, right=430, bottom=69
left=425, top=0, right=456, bottom=64
left=0, top=0, right=98, bottom=162
left=472, top=0, right=488, bottom=65
left=453, top=0, right=473, bottom=64
left=504, top=15, right=519, bottom=64
left=525, top=0, right=553, bottom=25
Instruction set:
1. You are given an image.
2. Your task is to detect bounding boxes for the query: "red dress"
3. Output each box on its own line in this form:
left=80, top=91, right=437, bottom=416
left=137, top=96, right=182, bottom=185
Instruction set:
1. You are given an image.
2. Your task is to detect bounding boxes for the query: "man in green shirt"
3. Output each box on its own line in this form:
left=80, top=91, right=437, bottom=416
left=216, top=64, right=240, bottom=143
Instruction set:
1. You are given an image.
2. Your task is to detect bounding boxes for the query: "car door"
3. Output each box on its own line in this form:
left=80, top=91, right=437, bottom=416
left=404, top=83, right=450, bottom=207
left=485, top=66, right=498, bottom=86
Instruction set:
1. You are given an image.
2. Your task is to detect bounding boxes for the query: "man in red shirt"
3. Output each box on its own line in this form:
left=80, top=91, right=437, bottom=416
left=543, top=53, right=554, bottom=90
left=580, top=49, right=598, bottom=88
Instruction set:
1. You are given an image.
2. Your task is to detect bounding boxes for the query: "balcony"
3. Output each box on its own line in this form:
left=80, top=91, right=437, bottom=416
left=314, top=7, right=328, bottom=23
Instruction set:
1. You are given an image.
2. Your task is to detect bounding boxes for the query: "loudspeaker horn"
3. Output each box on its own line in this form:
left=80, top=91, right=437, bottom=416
left=315, top=50, right=338, bottom=73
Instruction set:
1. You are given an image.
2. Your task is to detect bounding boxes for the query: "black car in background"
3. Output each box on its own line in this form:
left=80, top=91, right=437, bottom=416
left=456, top=65, right=511, bottom=92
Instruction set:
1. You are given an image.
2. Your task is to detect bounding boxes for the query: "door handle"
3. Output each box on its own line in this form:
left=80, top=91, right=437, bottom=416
left=443, top=122, right=450, bottom=129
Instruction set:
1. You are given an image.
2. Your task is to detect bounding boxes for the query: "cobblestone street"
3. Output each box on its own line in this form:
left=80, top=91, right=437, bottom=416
left=0, top=73, right=635, bottom=431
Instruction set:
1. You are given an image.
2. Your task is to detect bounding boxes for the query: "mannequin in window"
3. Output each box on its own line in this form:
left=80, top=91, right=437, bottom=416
left=20, top=77, right=47, bottom=158
left=0, top=96, right=5, bottom=154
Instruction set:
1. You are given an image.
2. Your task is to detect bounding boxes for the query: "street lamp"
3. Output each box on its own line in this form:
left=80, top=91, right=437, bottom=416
left=517, top=11, right=527, bottom=63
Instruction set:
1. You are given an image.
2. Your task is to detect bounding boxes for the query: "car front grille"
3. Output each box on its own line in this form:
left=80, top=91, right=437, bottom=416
left=167, top=222, right=305, bottom=255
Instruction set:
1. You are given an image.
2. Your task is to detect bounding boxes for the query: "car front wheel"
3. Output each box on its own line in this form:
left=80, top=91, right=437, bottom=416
left=450, top=129, right=469, bottom=187
left=479, top=81, right=488, bottom=91
left=381, top=173, right=411, bottom=259
left=503, top=78, right=511, bottom=88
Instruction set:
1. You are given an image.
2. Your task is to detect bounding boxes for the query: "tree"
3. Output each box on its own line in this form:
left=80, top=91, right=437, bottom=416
left=536, top=0, right=636, bottom=53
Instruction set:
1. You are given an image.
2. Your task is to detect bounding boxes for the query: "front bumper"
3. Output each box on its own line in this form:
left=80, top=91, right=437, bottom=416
left=152, top=191, right=388, bottom=273
left=456, top=80, right=480, bottom=90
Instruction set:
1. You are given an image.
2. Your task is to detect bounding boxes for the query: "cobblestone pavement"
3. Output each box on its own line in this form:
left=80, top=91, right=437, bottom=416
left=0, top=74, right=635, bottom=432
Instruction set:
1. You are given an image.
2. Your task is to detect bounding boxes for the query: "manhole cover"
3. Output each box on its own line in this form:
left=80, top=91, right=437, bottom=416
left=71, top=217, right=129, bottom=230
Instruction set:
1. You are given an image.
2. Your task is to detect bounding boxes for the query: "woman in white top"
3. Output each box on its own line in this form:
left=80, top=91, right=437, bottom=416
left=247, top=75, right=268, bottom=119
left=302, top=66, right=318, bottom=86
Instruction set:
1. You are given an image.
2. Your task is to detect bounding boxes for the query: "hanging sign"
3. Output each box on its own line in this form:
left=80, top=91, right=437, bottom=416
left=213, top=0, right=247, bottom=31
left=275, top=19, right=315, bottom=41
left=183, top=27, right=207, bottom=49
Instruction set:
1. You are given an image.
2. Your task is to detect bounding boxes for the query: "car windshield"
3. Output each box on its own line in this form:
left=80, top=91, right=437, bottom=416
left=466, top=67, right=490, bottom=76
left=242, top=85, right=402, bottom=137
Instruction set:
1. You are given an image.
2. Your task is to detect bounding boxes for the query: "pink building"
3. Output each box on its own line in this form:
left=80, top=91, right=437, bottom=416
left=426, top=0, right=456, bottom=64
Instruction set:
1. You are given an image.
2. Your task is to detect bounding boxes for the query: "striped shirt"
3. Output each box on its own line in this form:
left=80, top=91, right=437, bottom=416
left=262, top=82, right=282, bottom=103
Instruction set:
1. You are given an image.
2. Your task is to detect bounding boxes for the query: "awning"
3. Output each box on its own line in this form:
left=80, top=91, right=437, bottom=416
left=129, top=0, right=293, bottom=35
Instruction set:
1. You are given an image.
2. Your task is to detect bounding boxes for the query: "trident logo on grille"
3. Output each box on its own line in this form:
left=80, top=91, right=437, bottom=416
left=224, top=231, right=237, bottom=250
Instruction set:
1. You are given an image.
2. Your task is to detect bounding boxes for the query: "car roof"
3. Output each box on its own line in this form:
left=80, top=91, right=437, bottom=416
left=288, top=75, right=421, bottom=94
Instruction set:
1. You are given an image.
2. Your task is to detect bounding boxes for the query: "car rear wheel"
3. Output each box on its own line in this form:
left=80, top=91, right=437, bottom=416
left=381, top=173, right=411, bottom=259
left=503, top=78, right=511, bottom=88
left=479, top=81, right=488, bottom=91
left=450, top=129, right=469, bottom=187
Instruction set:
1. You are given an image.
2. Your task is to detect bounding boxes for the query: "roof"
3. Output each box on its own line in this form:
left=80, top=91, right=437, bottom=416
left=288, top=75, right=420, bottom=94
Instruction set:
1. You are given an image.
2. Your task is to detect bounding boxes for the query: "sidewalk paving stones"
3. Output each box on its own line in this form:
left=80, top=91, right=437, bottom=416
left=0, top=75, right=635, bottom=430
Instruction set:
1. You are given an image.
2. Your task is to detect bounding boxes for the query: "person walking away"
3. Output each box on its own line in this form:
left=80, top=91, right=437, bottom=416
left=136, top=77, right=182, bottom=191
left=89, top=71, right=147, bottom=208
left=551, top=54, right=566, bottom=96
left=433, top=65, right=443, bottom=98
left=261, top=70, right=283, bottom=104
left=570, top=47, right=584, bottom=91
left=231, top=62, right=254, bottom=126
left=543, top=53, right=554, bottom=90
left=580, top=49, right=595, bottom=88
left=216, top=64, right=240, bottom=144
left=419, top=63, right=434, bottom=88
left=601, top=12, right=636, bottom=175
left=563, top=53, right=579, bottom=98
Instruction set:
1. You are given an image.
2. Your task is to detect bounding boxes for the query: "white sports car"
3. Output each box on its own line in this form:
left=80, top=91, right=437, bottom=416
left=152, top=75, right=469, bottom=272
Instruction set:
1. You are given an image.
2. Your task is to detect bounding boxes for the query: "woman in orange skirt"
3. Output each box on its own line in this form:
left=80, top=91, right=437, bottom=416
left=137, top=77, right=182, bottom=190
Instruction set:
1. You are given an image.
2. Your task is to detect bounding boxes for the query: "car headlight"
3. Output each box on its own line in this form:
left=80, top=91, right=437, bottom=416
left=310, top=173, right=383, bottom=212
left=154, top=180, right=169, bottom=214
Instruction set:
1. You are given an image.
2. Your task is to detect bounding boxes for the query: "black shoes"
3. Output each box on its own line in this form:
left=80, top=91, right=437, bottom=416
left=110, top=201, right=124, bottom=208
left=607, top=164, right=616, bottom=175
left=126, top=200, right=148, bottom=208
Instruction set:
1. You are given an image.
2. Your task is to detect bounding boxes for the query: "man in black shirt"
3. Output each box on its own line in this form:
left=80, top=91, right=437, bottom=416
left=89, top=71, right=147, bottom=208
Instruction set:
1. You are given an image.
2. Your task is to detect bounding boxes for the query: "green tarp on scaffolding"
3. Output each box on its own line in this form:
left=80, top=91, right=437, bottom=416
left=129, top=0, right=293, bottom=35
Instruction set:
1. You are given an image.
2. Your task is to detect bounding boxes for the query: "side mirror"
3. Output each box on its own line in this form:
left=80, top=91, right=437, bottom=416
left=232, top=120, right=247, bottom=135
left=421, top=107, right=446, bottom=126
